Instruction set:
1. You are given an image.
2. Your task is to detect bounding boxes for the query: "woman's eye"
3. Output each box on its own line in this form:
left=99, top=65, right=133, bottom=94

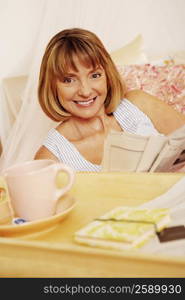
left=92, top=73, right=101, bottom=79
left=63, top=77, right=74, bottom=83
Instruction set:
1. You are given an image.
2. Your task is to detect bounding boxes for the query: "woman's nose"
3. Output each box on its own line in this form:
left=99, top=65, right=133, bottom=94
left=78, top=80, right=92, bottom=97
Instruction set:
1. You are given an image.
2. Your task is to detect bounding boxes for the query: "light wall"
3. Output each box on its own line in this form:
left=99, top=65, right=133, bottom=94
left=0, top=0, right=185, bottom=81
left=0, top=0, right=44, bottom=79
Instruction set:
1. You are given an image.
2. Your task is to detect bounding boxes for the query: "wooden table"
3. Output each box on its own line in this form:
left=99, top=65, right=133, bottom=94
left=0, top=172, right=185, bottom=277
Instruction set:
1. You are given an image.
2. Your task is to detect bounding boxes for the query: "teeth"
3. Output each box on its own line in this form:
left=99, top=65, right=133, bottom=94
left=76, top=98, right=95, bottom=106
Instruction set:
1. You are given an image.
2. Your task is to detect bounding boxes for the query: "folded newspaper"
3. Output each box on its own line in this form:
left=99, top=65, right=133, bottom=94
left=74, top=206, right=171, bottom=251
left=102, top=124, right=185, bottom=172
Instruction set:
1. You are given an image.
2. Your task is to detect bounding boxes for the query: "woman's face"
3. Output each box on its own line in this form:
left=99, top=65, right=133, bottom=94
left=56, top=56, right=108, bottom=119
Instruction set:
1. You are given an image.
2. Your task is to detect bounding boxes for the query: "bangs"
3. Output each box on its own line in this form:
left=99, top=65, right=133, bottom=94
left=52, top=39, right=103, bottom=79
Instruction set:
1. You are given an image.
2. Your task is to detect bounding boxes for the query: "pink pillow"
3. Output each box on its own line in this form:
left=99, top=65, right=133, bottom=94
left=118, top=64, right=185, bottom=114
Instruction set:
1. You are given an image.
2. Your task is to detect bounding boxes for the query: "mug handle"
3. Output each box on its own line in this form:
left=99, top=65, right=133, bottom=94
left=53, top=163, right=75, bottom=200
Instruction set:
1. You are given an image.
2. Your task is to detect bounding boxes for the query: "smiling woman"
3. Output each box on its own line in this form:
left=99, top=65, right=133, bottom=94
left=56, top=58, right=108, bottom=120
left=34, top=28, right=159, bottom=171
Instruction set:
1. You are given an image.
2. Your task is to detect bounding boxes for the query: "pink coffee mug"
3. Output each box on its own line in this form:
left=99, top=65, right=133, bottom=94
left=3, top=160, right=75, bottom=221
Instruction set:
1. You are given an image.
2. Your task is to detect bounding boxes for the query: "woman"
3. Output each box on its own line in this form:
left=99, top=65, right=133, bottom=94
left=35, top=28, right=158, bottom=171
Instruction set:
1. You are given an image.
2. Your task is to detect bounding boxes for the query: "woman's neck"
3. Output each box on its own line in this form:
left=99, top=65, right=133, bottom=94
left=71, top=111, right=112, bottom=140
left=74, top=111, right=111, bottom=129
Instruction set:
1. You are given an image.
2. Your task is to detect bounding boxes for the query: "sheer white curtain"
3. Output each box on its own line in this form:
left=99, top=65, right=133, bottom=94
left=0, top=0, right=121, bottom=170
left=0, top=0, right=185, bottom=171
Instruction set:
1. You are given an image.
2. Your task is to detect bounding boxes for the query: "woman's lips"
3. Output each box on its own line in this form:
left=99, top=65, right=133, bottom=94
left=73, top=96, right=97, bottom=107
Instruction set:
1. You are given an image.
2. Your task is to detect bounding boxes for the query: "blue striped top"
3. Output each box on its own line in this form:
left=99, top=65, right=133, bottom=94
left=43, top=99, right=158, bottom=172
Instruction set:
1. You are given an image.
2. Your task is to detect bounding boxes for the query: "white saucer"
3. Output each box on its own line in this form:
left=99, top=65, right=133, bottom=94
left=0, top=195, right=77, bottom=237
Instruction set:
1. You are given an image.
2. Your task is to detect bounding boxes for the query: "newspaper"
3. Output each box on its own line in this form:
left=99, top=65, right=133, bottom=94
left=102, top=125, right=185, bottom=172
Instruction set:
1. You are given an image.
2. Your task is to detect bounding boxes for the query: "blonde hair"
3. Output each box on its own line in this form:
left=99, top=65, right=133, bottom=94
left=38, top=28, right=126, bottom=121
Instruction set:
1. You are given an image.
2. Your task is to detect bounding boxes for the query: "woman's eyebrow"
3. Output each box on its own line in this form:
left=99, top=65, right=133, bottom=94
left=64, top=66, right=103, bottom=76
left=63, top=72, right=76, bottom=77
left=89, top=66, right=103, bottom=74
left=91, top=66, right=103, bottom=71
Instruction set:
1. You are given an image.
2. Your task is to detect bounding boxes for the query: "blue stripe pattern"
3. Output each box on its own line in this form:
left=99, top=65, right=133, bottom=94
left=43, top=99, right=158, bottom=171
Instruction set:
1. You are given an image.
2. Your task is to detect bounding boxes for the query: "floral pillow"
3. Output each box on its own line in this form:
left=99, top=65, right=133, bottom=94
left=118, top=64, right=185, bottom=114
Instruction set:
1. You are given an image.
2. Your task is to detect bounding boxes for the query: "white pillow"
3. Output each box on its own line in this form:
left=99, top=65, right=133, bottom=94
left=110, top=35, right=148, bottom=66
left=173, top=51, right=185, bottom=64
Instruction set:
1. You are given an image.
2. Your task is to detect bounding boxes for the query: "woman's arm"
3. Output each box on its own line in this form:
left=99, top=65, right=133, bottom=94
left=34, top=146, right=59, bottom=162
left=125, top=90, right=185, bottom=135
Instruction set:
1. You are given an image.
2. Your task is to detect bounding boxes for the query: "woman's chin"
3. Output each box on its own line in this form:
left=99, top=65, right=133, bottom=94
left=71, top=104, right=105, bottom=119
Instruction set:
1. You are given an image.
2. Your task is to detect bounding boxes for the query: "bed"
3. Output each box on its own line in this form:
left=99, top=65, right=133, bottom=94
left=1, top=35, right=185, bottom=158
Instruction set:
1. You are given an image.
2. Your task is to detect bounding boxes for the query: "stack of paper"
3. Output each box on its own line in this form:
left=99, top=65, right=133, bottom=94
left=74, top=206, right=171, bottom=251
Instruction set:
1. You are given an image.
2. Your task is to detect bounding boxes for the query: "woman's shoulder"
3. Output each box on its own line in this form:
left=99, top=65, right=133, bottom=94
left=42, top=122, right=71, bottom=157
left=114, top=95, right=159, bottom=135
left=116, top=97, right=146, bottom=117
left=43, top=121, right=67, bottom=143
